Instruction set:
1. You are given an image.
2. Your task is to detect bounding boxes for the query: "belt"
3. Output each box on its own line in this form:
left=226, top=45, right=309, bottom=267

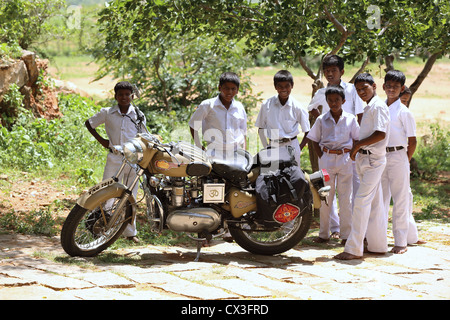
left=358, top=149, right=372, bottom=155
left=386, top=146, right=404, bottom=152
left=270, top=136, right=297, bottom=143
left=323, top=147, right=351, bottom=155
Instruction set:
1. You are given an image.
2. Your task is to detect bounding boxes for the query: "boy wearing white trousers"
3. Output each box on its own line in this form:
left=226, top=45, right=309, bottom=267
left=85, top=81, right=147, bottom=243
left=308, top=55, right=364, bottom=238
left=335, top=73, right=390, bottom=260
left=381, top=70, right=420, bottom=254
left=308, top=86, right=359, bottom=243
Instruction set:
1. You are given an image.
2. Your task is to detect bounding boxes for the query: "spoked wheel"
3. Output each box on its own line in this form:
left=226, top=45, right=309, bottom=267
left=229, top=205, right=312, bottom=256
left=61, top=197, right=133, bottom=257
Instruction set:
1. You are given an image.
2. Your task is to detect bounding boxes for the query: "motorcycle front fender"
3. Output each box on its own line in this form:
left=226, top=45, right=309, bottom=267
left=77, top=180, right=137, bottom=221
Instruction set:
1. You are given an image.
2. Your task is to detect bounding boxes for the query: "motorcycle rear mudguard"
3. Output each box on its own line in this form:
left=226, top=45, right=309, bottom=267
left=76, top=179, right=137, bottom=223
left=304, top=172, right=322, bottom=210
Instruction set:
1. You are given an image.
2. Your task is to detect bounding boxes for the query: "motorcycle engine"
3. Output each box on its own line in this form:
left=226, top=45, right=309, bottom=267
left=166, top=208, right=221, bottom=233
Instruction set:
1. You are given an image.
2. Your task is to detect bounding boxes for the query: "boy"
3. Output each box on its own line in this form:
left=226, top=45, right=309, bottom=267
left=255, top=70, right=310, bottom=167
left=308, top=86, right=359, bottom=243
left=308, top=54, right=364, bottom=238
left=189, top=72, right=247, bottom=160
left=399, top=86, right=412, bottom=107
left=85, top=81, right=147, bottom=243
left=308, top=55, right=364, bottom=122
left=381, top=70, right=420, bottom=254
left=335, top=73, right=390, bottom=260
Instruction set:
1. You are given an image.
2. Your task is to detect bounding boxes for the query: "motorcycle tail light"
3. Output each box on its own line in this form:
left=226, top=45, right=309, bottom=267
left=273, top=203, right=300, bottom=224
left=321, top=169, right=330, bottom=182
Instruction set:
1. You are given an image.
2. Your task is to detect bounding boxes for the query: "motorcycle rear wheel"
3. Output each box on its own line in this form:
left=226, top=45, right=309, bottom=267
left=229, top=206, right=312, bottom=255
left=61, top=198, right=132, bottom=257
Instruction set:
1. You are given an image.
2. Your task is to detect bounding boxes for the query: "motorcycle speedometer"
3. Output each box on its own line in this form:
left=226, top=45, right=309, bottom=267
left=123, top=139, right=144, bottom=164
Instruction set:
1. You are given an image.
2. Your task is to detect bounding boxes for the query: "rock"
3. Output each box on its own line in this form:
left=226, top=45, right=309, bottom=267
left=20, top=50, right=39, bottom=86
left=0, top=60, right=29, bottom=98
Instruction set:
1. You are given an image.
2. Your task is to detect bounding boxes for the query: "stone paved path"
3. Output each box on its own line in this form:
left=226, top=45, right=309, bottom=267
left=0, top=233, right=449, bottom=300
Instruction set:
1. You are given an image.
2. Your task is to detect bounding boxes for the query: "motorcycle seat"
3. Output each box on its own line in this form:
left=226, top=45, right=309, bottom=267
left=211, top=149, right=253, bottom=187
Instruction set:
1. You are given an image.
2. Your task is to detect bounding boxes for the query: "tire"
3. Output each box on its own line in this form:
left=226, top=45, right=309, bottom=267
left=229, top=201, right=312, bottom=256
left=61, top=198, right=133, bottom=257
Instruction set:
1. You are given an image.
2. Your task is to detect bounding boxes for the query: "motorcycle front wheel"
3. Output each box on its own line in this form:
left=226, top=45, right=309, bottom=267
left=229, top=206, right=312, bottom=256
left=61, top=197, right=133, bottom=257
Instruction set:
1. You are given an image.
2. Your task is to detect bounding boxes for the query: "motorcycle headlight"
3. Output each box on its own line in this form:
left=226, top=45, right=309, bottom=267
left=123, top=139, right=144, bottom=164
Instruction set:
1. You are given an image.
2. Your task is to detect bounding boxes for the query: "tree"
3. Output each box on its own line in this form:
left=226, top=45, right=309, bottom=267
left=91, top=0, right=260, bottom=138
left=134, top=0, right=448, bottom=99
left=0, top=0, right=67, bottom=50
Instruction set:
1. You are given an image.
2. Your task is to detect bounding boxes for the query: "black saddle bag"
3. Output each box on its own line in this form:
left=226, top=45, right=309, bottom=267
left=255, top=152, right=310, bottom=228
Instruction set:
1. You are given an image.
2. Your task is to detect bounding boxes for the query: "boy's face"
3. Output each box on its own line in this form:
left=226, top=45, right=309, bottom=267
left=324, top=66, right=344, bottom=86
left=275, top=81, right=293, bottom=101
left=326, top=93, right=345, bottom=113
left=218, top=82, right=239, bottom=104
left=383, top=80, right=405, bottom=102
left=115, top=89, right=133, bottom=108
left=400, top=93, right=411, bottom=106
left=355, top=81, right=376, bottom=102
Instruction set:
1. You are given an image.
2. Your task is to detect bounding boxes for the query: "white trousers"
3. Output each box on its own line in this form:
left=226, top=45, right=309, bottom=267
left=318, top=152, right=353, bottom=239
left=344, top=153, right=387, bottom=256
left=103, top=153, right=138, bottom=237
left=381, top=150, right=418, bottom=246
left=329, top=161, right=359, bottom=234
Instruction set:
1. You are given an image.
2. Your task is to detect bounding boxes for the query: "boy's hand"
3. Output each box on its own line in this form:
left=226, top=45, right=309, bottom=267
left=350, top=142, right=360, bottom=161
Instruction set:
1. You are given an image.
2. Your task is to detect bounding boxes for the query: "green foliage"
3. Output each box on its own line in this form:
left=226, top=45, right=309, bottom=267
left=0, top=84, right=24, bottom=127
left=0, top=208, right=57, bottom=236
left=0, top=0, right=67, bottom=50
left=92, top=0, right=261, bottom=130
left=414, top=123, right=450, bottom=179
left=0, top=93, right=107, bottom=183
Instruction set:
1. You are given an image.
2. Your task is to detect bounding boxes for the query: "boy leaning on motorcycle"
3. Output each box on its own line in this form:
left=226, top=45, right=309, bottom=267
left=84, top=81, right=146, bottom=243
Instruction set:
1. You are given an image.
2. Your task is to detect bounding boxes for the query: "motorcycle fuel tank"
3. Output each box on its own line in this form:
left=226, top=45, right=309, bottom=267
left=166, top=208, right=220, bottom=233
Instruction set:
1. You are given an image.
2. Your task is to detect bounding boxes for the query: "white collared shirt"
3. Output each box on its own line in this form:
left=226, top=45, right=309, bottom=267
left=255, top=95, right=310, bottom=140
left=359, top=95, right=390, bottom=155
left=188, top=96, right=247, bottom=151
left=307, top=80, right=364, bottom=116
left=88, top=104, right=146, bottom=146
left=386, top=98, right=416, bottom=148
left=308, top=110, right=360, bottom=150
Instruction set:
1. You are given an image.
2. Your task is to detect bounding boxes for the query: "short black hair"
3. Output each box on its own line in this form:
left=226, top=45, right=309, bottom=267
left=114, top=81, right=134, bottom=94
left=325, top=85, right=345, bottom=100
left=384, top=70, right=406, bottom=86
left=400, top=86, right=412, bottom=96
left=323, top=55, right=344, bottom=71
left=274, top=70, right=294, bottom=86
left=219, top=72, right=240, bottom=88
left=354, top=72, right=375, bottom=85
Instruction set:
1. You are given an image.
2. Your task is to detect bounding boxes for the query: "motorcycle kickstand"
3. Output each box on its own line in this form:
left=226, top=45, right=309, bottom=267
left=194, top=231, right=212, bottom=262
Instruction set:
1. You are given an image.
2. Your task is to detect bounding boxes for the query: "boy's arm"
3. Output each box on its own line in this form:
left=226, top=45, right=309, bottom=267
left=350, top=130, right=386, bottom=161
left=311, top=140, right=323, bottom=158
left=258, top=128, right=268, bottom=148
left=407, top=136, right=417, bottom=161
left=85, top=120, right=109, bottom=149
left=299, top=132, right=309, bottom=150
left=190, top=126, right=204, bottom=150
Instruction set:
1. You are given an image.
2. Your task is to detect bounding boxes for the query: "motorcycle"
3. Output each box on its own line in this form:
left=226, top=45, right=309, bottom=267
left=61, top=133, right=330, bottom=261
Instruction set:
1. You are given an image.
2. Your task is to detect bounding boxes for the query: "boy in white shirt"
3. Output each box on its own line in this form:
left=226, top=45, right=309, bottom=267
left=85, top=81, right=147, bottom=243
left=335, top=73, right=390, bottom=260
left=189, top=72, right=247, bottom=160
left=308, top=55, right=364, bottom=238
left=381, top=70, right=420, bottom=254
left=308, top=86, right=359, bottom=243
left=255, top=70, right=310, bottom=167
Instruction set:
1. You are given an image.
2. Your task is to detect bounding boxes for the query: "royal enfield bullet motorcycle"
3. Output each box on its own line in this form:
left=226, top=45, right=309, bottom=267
left=61, top=133, right=330, bottom=261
